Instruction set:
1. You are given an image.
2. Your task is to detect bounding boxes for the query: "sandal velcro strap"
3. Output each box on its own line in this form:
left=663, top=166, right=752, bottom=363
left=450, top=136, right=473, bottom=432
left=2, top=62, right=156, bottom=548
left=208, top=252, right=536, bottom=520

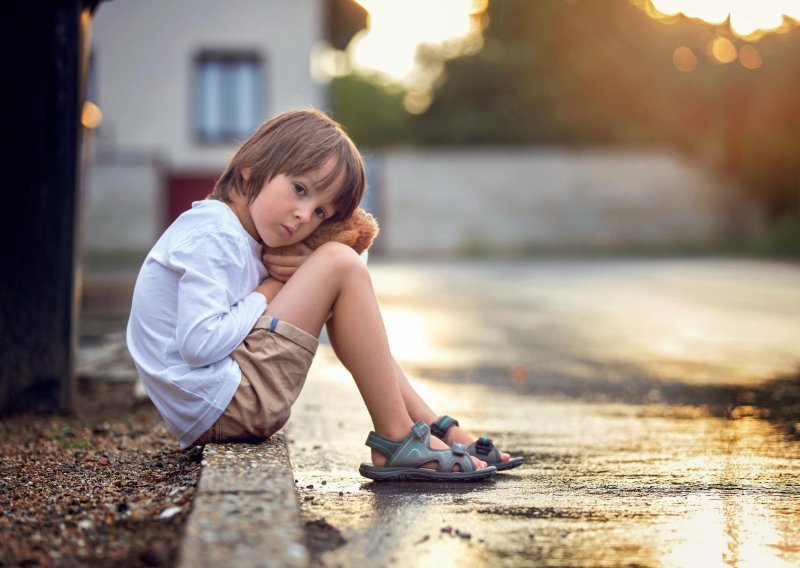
left=430, top=415, right=460, bottom=441
left=474, top=437, right=494, bottom=456
left=365, top=432, right=402, bottom=457
left=411, top=421, right=429, bottom=439
left=451, top=442, right=466, bottom=456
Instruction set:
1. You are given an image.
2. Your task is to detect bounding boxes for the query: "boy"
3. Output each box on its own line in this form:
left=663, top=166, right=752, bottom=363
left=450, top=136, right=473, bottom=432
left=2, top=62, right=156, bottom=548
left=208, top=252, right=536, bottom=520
left=128, top=109, right=515, bottom=481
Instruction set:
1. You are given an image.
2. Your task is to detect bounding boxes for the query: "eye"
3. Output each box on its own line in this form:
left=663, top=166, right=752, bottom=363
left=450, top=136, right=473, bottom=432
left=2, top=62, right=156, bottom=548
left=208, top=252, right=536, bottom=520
left=293, top=183, right=307, bottom=196
left=314, top=207, right=327, bottom=220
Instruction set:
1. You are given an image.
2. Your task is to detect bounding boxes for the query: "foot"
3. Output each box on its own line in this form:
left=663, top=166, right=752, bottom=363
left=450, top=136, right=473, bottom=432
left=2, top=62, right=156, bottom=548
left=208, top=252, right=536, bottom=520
left=371, top=432, right=488, bottom=471
left=444, top=425, right=513, bottom=465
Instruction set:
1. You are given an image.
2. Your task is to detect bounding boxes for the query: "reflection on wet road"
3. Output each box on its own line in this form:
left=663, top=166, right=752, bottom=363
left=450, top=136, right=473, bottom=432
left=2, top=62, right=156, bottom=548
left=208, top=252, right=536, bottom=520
left=374, top=258, right=800, bottom=388
left=288, top=258, right=800, bottom=567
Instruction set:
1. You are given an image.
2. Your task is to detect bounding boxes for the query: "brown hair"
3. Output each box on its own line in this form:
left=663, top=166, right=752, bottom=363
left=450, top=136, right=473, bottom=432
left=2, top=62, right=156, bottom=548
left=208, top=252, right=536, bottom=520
left=210, top=109, right=365, bottom=221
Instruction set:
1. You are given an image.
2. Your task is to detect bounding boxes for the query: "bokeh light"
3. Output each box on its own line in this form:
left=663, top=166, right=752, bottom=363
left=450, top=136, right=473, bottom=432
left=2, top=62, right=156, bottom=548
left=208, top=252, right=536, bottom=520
left=81, top=101, right=103, bottom=129
left=711, top=36, right=738, bottom=63
left=403, top=90, right=433, bottom=114
left=738, top=44, right=764, bottom=69
left=672, top=46, right=698, bottom=71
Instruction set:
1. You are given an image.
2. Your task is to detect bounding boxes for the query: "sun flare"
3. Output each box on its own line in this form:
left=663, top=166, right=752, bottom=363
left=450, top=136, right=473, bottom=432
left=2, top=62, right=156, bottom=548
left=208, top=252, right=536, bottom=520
left=348, top=0, right=487, bottom=82
left=649, top=0, right=800, bottom=38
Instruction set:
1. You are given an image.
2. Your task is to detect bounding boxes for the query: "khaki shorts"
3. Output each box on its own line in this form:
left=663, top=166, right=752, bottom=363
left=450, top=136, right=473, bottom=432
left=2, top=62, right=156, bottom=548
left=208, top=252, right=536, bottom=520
left=193, top=315, right=319, bottom=446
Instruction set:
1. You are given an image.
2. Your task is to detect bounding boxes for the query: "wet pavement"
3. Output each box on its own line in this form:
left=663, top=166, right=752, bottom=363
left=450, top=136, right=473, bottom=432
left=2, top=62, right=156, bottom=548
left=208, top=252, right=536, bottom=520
left=286, top=257, right=800, bottom=567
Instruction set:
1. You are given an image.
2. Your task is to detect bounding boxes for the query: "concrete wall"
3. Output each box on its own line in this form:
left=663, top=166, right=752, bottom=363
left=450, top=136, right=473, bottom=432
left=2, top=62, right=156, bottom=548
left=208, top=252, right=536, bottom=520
left=377, top=148, right=736, bottom=255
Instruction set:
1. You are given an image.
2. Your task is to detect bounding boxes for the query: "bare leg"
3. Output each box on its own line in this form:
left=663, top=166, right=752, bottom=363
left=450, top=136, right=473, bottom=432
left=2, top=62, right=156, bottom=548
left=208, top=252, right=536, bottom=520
left=265, top=243, right=484, bottom=469
left=326, top=317, right=499, bottom=465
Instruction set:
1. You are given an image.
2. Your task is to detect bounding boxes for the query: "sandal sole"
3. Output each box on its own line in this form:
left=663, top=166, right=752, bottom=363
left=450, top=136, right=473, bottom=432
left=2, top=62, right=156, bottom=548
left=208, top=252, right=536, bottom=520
left=359, top=464, right=496, bottom=482
left=493, top=457, right=524, bottom=471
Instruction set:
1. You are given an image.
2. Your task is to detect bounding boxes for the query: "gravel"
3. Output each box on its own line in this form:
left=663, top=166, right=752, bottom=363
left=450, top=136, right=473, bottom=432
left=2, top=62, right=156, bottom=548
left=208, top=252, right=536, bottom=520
left=0, top=378, right=201, bottom=567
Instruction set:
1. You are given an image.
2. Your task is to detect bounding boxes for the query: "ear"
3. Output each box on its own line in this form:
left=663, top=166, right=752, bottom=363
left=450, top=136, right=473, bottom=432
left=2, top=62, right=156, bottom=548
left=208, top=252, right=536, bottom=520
left=241, top=167, right=252, bottom=181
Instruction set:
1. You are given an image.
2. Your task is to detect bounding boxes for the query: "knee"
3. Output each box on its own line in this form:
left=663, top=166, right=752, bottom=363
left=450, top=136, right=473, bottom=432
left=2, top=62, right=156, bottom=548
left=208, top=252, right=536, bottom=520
left=311, top=241, right=369, bottom=278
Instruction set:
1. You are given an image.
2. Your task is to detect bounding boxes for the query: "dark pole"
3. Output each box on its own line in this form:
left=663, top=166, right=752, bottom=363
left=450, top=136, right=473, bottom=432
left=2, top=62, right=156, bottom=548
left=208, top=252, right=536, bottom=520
left=0, top=0, right=99, bottom=414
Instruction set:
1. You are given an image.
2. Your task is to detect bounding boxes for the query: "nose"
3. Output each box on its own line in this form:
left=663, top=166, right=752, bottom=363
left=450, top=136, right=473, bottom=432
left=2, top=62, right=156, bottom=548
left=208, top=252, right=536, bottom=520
left=294, top=205, right=313, bottom=224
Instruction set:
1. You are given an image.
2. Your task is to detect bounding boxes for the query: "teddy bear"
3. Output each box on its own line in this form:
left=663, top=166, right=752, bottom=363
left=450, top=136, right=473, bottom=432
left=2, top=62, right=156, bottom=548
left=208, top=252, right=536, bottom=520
left=264, top=207, right=380, bottom=256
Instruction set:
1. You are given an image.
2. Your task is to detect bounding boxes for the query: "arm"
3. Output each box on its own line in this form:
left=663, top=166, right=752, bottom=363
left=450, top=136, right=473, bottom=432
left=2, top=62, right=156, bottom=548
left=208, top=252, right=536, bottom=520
left=172, top=233, right=266, bottom=367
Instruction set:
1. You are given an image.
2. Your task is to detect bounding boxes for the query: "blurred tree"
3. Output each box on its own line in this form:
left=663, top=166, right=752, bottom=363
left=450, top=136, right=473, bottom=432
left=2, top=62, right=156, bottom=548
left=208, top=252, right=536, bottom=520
left=329, top=74, right=414, bottom=147
left=421, top=1, right=701, bottom=145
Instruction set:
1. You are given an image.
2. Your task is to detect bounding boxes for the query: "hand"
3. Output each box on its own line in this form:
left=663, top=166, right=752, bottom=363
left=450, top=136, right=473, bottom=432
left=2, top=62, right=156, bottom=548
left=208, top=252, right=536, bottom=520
left=261, top=243, right=314, bottom=283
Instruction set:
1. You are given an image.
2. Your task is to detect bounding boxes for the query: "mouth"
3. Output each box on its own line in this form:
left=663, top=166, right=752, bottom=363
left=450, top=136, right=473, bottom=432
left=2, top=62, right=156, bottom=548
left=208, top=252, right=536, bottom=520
left=281, top=225, right=294, bottom=237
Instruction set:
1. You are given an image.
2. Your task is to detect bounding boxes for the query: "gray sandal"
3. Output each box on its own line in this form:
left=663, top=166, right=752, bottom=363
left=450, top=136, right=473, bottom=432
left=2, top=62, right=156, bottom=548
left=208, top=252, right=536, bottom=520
left=359, top=421, right=496, bottom=482
left=431, top=415, right=524, bottom=472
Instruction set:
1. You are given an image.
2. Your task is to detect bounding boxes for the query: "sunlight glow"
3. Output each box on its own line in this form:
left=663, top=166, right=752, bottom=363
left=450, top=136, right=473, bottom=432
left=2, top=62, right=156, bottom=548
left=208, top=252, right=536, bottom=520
left=657, top=417, right=798, bottom=568
left=650, top=0, right=800, bottom=38
left=349, top=0, right=487, bottom=84
left=382, top=308, right=437, bottom=363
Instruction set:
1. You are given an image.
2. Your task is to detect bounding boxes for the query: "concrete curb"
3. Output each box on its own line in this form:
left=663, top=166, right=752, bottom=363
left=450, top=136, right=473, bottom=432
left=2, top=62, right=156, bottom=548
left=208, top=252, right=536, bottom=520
left=177, top=433, right=309, bottom=568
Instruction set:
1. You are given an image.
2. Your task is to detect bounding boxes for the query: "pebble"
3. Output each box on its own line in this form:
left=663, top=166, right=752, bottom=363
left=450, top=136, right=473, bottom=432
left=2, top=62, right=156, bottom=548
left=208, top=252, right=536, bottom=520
left=159, top=506, right=182, bottom=520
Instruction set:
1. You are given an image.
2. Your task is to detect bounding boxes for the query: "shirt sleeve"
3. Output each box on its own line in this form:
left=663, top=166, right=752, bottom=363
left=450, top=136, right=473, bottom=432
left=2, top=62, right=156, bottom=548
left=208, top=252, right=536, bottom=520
left=169, top=231, right=266, bottom=368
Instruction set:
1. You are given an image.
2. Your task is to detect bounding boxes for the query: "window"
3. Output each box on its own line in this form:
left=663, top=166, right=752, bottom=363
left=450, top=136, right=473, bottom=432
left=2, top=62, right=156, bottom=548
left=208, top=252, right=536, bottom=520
left=193, top=51, right=264, bottom=143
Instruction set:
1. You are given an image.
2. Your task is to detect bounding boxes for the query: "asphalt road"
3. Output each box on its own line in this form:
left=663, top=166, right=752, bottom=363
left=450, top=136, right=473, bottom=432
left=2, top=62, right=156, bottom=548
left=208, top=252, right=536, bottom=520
left=287, top=257, right=800, bottom=567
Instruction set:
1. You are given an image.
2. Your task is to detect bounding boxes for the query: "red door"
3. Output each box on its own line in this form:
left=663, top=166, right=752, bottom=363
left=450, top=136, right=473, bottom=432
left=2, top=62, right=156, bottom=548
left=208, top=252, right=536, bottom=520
left=166, top=173, right=220, bottom=226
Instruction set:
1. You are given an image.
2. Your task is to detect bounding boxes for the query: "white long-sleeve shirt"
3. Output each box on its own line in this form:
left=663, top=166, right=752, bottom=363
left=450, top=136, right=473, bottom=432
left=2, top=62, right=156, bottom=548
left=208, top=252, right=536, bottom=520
left=127, top=200, right=267, bottom=448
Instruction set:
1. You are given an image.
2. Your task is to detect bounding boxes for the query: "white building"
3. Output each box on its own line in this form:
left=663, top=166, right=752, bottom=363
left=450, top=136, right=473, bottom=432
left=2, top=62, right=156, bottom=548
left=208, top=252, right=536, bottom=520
left=85, top=0, right=326, bottom=252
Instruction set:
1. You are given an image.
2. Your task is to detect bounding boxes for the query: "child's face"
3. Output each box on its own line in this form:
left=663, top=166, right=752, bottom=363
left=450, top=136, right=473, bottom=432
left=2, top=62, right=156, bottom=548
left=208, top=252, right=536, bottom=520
left=247, top=159, right=341, bottom=247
